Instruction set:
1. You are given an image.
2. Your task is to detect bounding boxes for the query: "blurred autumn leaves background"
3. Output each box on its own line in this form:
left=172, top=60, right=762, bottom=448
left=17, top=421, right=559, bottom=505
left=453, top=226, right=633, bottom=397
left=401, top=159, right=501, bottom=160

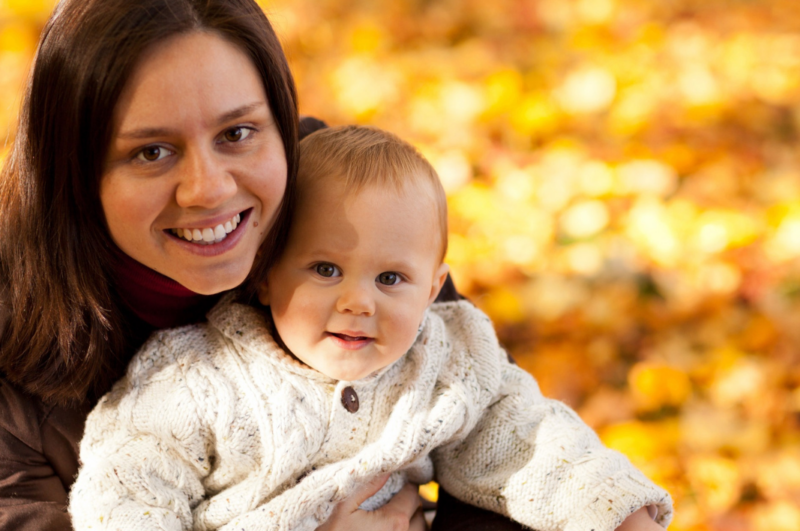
left=2, top=0, right=800, bottom=529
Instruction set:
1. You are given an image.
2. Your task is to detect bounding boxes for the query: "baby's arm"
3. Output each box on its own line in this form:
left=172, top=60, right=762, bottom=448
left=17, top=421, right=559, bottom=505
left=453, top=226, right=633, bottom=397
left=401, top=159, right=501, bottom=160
left=433, top=359, right=672, bottom=531
left=69, top=334, right=212, bottom=531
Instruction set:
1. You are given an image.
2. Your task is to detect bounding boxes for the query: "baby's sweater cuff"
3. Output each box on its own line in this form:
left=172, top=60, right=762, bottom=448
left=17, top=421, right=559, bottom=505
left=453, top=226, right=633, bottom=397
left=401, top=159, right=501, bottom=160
left=565, top=469, right=673, bottom=531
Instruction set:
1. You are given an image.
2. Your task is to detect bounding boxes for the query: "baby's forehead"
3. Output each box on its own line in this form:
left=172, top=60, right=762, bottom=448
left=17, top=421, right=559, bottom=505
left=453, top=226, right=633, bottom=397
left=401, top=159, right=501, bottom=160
left=299, top=172, right=435, bottom=210
left=301, top=165, right=426, bottom=193
left=294, top=177, right=447, bottom=261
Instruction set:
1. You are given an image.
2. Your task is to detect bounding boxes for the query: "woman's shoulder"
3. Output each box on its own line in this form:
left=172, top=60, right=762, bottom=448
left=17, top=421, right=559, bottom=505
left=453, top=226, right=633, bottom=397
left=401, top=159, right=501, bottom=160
left=0, top=290, right=40, bottom=440
left=0, top=376, right=85, bottom=525
left=0, top=286, right=89, bottom=452
left=299, top=115, right=328, bottom=139
left=0, top=376, right=48, bottom=449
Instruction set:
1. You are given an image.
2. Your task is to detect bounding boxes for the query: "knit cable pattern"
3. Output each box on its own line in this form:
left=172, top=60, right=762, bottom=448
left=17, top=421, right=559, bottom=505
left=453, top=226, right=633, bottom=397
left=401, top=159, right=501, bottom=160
left=69, top=296, right=672, bottom=531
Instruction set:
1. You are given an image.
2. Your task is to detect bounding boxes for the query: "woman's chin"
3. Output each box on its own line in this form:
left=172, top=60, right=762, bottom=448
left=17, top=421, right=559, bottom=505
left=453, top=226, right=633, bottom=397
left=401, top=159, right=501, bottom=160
left=172, top=269, right=249, bottom=295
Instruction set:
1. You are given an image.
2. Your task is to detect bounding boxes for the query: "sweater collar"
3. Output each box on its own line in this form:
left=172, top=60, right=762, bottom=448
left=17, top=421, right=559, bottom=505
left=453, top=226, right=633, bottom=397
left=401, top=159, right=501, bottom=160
left=112, top=249, right=221, bottom=329
left=208, top=293, right=336, bottom=382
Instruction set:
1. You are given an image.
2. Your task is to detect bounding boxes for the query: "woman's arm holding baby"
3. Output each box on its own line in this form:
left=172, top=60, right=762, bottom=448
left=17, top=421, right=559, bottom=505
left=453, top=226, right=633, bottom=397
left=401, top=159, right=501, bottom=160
left=318, top=475, right=426, bottom=531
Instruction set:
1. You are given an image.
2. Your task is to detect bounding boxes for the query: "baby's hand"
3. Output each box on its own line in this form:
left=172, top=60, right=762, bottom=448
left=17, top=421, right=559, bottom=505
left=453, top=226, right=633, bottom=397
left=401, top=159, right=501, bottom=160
left=615, top=506, right=662, bottom=531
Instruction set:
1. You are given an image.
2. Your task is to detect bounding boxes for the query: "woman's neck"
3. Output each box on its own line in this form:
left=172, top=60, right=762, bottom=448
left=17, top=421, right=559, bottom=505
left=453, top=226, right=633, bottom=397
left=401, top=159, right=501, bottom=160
left=112, top=250, right=222, bottom=329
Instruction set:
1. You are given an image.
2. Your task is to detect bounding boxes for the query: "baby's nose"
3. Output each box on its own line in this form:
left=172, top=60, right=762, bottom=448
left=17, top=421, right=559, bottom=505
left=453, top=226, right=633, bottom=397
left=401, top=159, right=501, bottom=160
left=336, top=283, right=376, bottom=316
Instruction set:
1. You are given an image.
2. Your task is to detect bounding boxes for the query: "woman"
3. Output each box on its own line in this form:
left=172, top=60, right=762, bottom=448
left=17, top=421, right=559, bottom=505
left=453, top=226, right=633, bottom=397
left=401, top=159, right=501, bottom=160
left=0, top=0, right=524, bottom=529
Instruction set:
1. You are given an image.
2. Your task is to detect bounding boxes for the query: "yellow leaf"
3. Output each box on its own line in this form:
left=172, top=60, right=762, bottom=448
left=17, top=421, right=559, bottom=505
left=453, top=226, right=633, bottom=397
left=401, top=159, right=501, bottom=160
left=629, top=362, right=691, bottom=412
left=4, top=0, right=57, bottom=19
left=349, top=20, right=384, bottom=53
left=685, top=455, right=742, bottom=513
left=753, top=501, right=800, bottom=531
left=419, top=481, right=439, bottom=503
left=0, top=22, right=37, bottom=54
left=476, top=286, right=525, bottom=324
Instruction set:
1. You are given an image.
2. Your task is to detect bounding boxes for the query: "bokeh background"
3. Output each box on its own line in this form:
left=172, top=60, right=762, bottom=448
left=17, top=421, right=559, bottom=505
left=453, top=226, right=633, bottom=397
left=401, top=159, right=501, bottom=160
left=2, top=0, right=800, bottom=529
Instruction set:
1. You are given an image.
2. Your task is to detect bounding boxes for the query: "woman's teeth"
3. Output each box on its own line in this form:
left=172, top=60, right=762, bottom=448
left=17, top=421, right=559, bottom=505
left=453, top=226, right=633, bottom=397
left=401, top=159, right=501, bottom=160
left=170, top=213, right=241, bottom=245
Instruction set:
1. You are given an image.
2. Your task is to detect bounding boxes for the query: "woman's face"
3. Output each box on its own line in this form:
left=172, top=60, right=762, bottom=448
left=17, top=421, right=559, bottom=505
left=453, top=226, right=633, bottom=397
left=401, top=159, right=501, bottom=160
left=101, top=31, right=287, bottom=294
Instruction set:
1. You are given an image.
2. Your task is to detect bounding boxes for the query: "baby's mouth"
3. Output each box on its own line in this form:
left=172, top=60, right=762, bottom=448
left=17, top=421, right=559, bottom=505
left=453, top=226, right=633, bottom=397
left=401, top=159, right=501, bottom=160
left=329, top=333, right=372, bottom=342
left=168, top=210, right=246, bottom=245
left=326, top=332, right=375, bottom=350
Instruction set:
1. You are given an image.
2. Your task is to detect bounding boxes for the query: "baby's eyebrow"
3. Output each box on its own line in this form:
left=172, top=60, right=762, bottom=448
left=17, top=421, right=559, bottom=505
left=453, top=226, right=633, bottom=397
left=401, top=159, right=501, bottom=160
left=297, top=251, right=415, bottom=273
left=379, top=259, right=416, bottom=272
left=298, top=247, right=338, bottom=259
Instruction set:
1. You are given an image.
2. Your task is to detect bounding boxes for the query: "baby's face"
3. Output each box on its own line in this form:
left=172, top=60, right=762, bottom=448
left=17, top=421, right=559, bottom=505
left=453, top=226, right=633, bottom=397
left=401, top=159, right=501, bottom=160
left=261, top=181, right=449, bottom=381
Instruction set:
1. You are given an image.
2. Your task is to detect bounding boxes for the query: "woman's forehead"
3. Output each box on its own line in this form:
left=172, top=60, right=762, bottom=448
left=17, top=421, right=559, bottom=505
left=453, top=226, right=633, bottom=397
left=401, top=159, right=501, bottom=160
left=112, top=31, right=268, bottom=136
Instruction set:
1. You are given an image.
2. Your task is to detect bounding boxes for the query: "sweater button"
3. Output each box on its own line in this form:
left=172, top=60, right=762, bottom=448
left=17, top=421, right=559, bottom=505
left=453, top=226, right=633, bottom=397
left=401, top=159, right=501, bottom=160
left=341, top=386, right=359, bottom=413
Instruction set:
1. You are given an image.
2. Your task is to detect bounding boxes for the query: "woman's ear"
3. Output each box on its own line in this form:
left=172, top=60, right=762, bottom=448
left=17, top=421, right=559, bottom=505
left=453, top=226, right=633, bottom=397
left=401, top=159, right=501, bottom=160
left=427, top=263, right=451, bottom=306
left=256, top=280, right=270, bottom=306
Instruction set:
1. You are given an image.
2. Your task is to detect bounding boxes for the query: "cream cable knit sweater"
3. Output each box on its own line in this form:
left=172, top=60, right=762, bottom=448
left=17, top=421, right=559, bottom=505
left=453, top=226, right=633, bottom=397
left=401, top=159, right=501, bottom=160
left=69, top=296, right=673, bottom=531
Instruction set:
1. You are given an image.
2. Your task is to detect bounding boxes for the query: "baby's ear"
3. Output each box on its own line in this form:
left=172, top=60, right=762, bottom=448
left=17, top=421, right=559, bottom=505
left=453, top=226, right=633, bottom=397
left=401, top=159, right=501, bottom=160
left=427, top=263, right=451, bottom=306
left=256, top=280, right=270, bottom=306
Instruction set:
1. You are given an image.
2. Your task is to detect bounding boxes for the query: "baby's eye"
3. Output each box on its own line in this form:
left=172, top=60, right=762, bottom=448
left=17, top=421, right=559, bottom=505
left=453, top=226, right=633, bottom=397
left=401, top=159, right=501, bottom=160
left=377, top=272, right=400, bottom=286
left=314, top=263, right=340, bottom=278
left=221, top=126, right=252, bottom=143
left=136, top=145, right=172, bottom=162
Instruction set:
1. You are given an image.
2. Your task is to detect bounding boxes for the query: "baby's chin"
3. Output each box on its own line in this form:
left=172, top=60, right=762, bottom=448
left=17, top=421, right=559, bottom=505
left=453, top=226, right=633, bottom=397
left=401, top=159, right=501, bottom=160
left=313, top=357, right=400, bottom=382
left=290, top=341, right=415, bottom=382
left=318, top=365, right=377, bottom=382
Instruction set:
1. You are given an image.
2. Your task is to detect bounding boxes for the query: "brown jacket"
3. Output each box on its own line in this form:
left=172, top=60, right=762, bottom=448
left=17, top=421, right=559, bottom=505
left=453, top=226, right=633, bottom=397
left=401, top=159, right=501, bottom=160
left=0, top=383, right=90, bottom=530
left=0, top=279, right=151, bottom=530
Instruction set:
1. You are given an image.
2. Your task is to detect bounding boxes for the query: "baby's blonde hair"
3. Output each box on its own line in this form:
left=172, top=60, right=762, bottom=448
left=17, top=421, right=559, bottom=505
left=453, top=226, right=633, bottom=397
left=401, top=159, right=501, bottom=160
left=297, top=125, right=448, bottom=261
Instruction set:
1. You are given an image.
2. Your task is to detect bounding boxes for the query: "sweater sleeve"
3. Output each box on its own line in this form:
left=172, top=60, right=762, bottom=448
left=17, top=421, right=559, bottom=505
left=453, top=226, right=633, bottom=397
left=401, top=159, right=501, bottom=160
left=68, top=332, right=213, bottom=531
left=432, top=350, right=673, bottom=531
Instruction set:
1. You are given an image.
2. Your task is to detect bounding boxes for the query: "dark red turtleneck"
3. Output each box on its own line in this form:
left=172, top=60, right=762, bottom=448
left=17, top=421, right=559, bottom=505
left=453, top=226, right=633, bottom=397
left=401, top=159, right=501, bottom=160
left=112, top=250, right=222, bottom=330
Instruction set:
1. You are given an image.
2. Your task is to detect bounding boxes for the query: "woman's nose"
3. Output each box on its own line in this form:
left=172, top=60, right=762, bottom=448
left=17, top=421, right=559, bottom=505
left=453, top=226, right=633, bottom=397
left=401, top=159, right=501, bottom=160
left=336, top=281, right=376, bottom=316
left=175, top=148, right=237, bottom=208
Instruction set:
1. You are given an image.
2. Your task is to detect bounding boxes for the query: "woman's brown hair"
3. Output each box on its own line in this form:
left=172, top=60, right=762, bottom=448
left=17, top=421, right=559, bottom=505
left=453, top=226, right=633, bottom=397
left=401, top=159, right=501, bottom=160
left=0, top=0, right=298, bottom=405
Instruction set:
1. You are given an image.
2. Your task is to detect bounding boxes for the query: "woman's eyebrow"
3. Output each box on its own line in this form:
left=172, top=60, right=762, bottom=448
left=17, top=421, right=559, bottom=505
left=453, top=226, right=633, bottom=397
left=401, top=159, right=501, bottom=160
left=116, top=102, right=267, bottom=139
left=215, top=101, right=266, bottom=126
left=117, top=126, right=176, bottom=140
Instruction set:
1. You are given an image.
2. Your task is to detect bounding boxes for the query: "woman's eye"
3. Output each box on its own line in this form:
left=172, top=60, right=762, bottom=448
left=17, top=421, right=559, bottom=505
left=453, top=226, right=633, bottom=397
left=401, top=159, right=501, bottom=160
left=222, top=127, right=252, bottom=143
left=377, top=272, right=400, bottom=286
left=314, top=263, right=340, bottom=278
left=136, top=146, right=171, bottom=162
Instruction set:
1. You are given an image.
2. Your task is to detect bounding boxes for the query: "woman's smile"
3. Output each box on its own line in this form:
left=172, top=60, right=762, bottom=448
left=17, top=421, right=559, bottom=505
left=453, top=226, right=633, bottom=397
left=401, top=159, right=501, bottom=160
left=168, top=211, right=243, bottom=245
left=162, top=209, right=254, bottom=257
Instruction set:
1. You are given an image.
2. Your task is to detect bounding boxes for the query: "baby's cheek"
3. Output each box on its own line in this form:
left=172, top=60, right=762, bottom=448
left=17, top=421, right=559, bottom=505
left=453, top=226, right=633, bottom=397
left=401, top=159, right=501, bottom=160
left=272, top=283, right=314, bottom=321
left=272, top=297, right=321, bottom=349
left=389, top=313, right=424, bottom=353
left=273, top=316, right=318, bottom=365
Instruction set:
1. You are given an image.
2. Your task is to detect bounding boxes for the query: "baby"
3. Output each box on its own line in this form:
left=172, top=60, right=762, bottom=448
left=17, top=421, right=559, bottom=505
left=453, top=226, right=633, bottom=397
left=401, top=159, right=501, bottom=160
left=69, top=126, right=673, bottom=531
